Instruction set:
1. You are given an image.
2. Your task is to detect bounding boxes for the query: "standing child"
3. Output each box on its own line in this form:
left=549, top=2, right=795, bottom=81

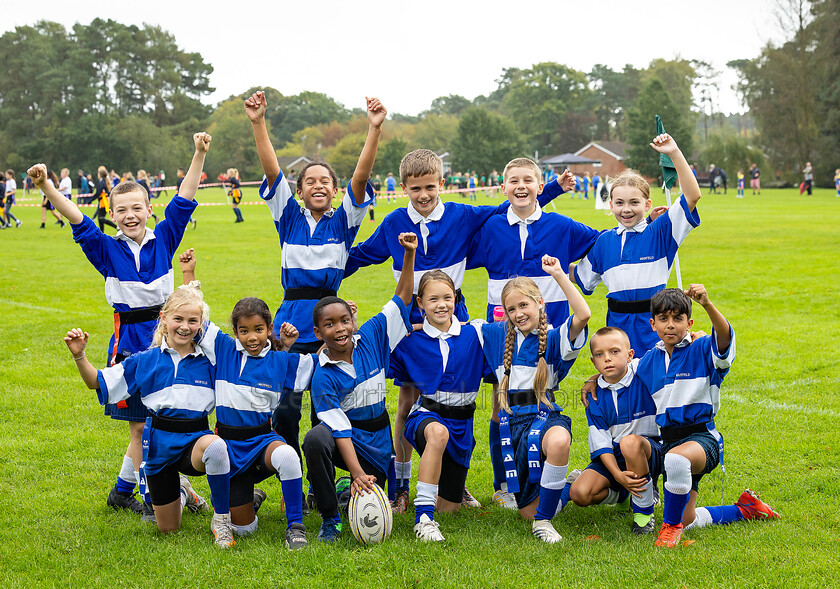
left=467, top=157, right=598, bottom=509
left=345, top=150, right=572, bottom=511
left=136, top=170, right=159, bottom=223
left=571, top=133, right=702, bottom=355
left=567, top=326, right=661, bottom=534
left=63, top=283, right=236, bottom=548
left=582, top=172, right=590, bottom=200
left=632, top=285, right=778, bottom=547
left=244, top=90, right=384, bottom=479
left=386, top=172, right=396, bottom=202
left=592, top=172, right=601, bottom=201
left=40, top=169, right=65, bottom=228
left=179, top=251, right=316, bottom=549
left=226, top=168, right=244, bottom=223
left=4, top=169, right=21, bottom=228
left=736, top=170, right=745, bottom=198
left=480, top=255, right=590, bottom=542
left=388, top=270, right=489, bottom=541
left=303, top=232, right=417, bottom=542
left=92, top=166, right=118, bottom=231
left=834, top=168, right=839, bottom=197
left=28, top=132, right=211, bottom=518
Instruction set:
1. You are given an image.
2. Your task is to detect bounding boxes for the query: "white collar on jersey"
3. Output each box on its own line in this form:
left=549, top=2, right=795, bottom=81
left=506, top=204, right=542, bottom=226
left=616, top=219, right=648, bottom=235
left=115, top=226, right=155, bottom=246
left=422, top=317, right=461, bottom=339
left=303, top=207, right=335, bottom=220
left=655, top=332, right=693, bottom=352
left=317, top=334, right=362, bottom=367
left=597, top=361, right=636, bottom=391
left=407, top=199, right=444, bottom=224
left=159, top=340, right=205, bottom=357
left=234, top=339, right=271, bottom=358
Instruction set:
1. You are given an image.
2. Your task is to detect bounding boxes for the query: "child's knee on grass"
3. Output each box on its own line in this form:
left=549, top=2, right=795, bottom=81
left=154, top=500, right=183, bottom=534
left=570, top=470, right=609, bottom=506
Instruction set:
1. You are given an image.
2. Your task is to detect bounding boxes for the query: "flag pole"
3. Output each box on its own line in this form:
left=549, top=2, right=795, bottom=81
left=663, top=181, right=683, bottom=291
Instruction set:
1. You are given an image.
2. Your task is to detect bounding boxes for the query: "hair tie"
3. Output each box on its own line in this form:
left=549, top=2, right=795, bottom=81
left=538, top=351, right=545, bottom=360
left=504, top=368, right=511, bottom=376
left=187, top=280, right=201, bottom=290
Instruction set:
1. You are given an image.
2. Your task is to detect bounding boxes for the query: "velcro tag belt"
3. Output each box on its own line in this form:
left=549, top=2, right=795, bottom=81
left=216, top=420, right=271, bottom=441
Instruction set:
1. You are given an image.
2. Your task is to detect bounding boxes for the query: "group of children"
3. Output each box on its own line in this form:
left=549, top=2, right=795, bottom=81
left=32, top=89, right=778, bottom=551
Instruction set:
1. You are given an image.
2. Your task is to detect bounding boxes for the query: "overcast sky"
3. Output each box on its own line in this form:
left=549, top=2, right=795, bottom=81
left=7, top=1, right=787, bottom=116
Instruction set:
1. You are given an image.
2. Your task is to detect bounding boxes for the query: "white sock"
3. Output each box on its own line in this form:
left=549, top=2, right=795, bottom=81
left=180, top=491, right=187, bottom=508
left=633, top=477, right=654, bottom=510
left=202, top=438, right=230, bottom=475
left=271, top=445, right=302, bottom=480
left=231, top=516, right=258, bottom=536
left=119, top=456, right=136, bottom=484
left=415, top=482, right=437, bottom=508
left=663, top=453, right=693, bottom=495
left=500, top=482, right=509, bottom=493
left=684, top=507, right=712, bottom=530
left=397, top=461, right=412, bottom=482
left=599, top=489, right=620, bottom=505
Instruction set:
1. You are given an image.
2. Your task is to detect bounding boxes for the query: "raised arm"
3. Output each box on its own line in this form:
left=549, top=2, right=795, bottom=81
left=542, top=254, right=591, bottom=341
left=28, top=164, right=84, bottom=224
left=245, top=91, right=281, bottom=186
left=348, top=97, right=387, bottom=205
left=651, top=133, right=701, bottom=211
left=64, top=328, right=99, bottom=389
left=395, top=232, right=417, bottom=305
left=178, top=248, right=196, bottom=284
left=537, top=170, right=574, bottom=207
left=685, top=284, right=731, bottom=351
left=178, top=132, right=212, bottom=201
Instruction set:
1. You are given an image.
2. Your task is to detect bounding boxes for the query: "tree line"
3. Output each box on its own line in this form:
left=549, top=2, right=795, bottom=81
left=1, top=2, right=836, bottom=187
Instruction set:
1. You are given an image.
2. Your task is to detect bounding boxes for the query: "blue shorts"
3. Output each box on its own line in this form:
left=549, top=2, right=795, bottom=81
left=226, top=431, right=286, bottom=477
left=509, top=411, right=572, bottom=508
left=585, top=436, right=663, bottom=491
left=662, top=431, right=720, bottom=492
left=103, top=353, right=151, bottom=422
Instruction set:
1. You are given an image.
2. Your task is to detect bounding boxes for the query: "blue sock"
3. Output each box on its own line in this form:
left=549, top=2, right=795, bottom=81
left=663, top=488, right=690, bottom=525
left=206, top=473, right=230, bottom=515
left=387, top=458, right=396, bottom=501
left=329, top=513, right=342, bottom=526
left=414, top=503, right=435, bottom=524
left=535, top=486, right=563, bottom=521
left=281, top=476, right=304, bottom=527
left=489, top=420, right=504, bottom=491
left=115, top=476, right=135, bottom=494
left=559, top=485, right=571, bottom=510
left=706, top=505, right=744, bottom=525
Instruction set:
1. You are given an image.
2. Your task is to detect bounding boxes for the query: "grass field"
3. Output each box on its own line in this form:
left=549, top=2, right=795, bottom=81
left=1, top=184, right=838, bottom=588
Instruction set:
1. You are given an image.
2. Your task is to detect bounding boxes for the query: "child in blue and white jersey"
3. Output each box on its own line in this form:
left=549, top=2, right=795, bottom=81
left=64, top=283, right=236, bottom=549
left=179, top=251, right=314, bottom=550
left=567, top=326, right=662, bottom=535
left=571, top=133, right=702, bottom=355
left=29, top=134, right=210, bottom=517
left=244, top=91, right=385, bottom=463
left=302, top=232, right=417, bottom=543
left=467, top=157, right=598, bottom=510
left=632, top=286, right=778, bottom=547
left=480, top=255, right=590, bottom=543
left=388, top=270, right=490, bottom=542
left=345, top=150, right=572, bottom=503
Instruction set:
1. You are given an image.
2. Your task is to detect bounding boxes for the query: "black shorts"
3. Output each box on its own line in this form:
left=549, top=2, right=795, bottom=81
left=145, top=441, right=203, bottom=506
left=662, top=431, right=720, bottom=492
left=414, top=417, right=468, bottom=504
left=42, top=198, right=55, bottom=210
left=229, top=452, right=274, bottom=508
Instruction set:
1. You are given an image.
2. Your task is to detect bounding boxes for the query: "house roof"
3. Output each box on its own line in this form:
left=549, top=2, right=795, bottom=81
left=277, top=156, right=312, bottom=170
left=574, top=141, right=628, bottom=160
left=539, top=153, right=600, bottom=165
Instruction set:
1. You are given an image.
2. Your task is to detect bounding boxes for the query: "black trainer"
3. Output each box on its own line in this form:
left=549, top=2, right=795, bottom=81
left=106, top=485, right=144, bottom=515
left=141, top=501, right=156, bottom=524
left=253, top=488, right=267, bottom=513
left=285, top=522, right=308, bottom=550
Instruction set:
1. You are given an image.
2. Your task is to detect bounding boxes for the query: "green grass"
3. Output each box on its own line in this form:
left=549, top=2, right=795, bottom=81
left=1, top=185, right=838, bottom=588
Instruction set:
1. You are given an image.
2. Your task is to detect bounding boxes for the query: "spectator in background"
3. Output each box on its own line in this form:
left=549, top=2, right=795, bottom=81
left=719, top=168, right=728, bottom=194
left=749, top=163, right=761, bottom=195
left=802, top=162, right=813, bottom=195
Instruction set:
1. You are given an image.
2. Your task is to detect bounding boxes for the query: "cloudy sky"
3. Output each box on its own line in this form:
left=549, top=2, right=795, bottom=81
left=7, top=1, right=787, bottom=116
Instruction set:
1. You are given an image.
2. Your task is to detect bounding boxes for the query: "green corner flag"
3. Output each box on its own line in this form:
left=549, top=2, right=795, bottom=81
left=656, top=114, right=678, bottom=189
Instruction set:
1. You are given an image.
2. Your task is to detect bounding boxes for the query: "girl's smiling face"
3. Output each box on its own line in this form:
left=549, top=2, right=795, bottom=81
left=503, top=289, right=542, bottom=336
left=162, top=303, right=203, bottom=350
left=236, top=314, right=269, bottom=356
left=417, top=279, right=456, bottom=331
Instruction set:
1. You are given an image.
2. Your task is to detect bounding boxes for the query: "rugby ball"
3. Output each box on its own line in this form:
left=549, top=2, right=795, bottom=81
left=348, top=483, right=392, bottom=545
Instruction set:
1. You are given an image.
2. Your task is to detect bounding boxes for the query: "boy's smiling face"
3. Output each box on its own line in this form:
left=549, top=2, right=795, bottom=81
left=402, top=173, right=443, bottom=217
left=298, top=165, right=338, bottom=215
left=110, top=189, right=152, bottom=243
left=503, top=166, right=543, bottom=217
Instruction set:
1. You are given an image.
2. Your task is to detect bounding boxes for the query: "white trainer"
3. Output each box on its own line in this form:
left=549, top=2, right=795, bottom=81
left=211, top=513, right=236, bottom=549
left=179, top=475, right=209, bottom=513
left=532, top=519, right=562, bottom=544
left=566, top=469, right=583, bottom=484
left=414, top=514, right=445, bottom=542
left=491, top=489, right=518, bottom=510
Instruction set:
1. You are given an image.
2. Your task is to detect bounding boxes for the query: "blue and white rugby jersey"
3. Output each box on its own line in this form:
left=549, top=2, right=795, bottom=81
left=574, top=196, right=701, bottom=353
left=71, top=196, right=197, bottom=356
left=586, top=360, right=660, bottom=461
left=198, top=323, right=316, bottom=475
left=388, top=318, right=490, bottom=468
left=481, top=315, right=588, bottom=418
left=635, top=326, right=736, bottom=429
left=467, top=206, right=598, bottom=328
left=345, top=181, right=566, bottom=324
left=96, top=342, right=215, bottom=474
left=259, top=171, right=372, bottom=343
left=311, top=295, right=411, bottom=474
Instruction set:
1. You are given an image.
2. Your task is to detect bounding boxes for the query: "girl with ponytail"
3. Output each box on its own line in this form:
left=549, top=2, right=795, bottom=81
left=480, top=254, right=591, bottom=543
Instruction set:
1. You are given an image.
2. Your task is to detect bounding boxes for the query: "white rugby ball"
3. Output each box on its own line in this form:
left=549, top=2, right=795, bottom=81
left=348, top=483, right=392, bottom=545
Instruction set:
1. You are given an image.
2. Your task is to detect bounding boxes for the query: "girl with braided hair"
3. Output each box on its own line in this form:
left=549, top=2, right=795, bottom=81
left=479, top=254, right=591, bottom=543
